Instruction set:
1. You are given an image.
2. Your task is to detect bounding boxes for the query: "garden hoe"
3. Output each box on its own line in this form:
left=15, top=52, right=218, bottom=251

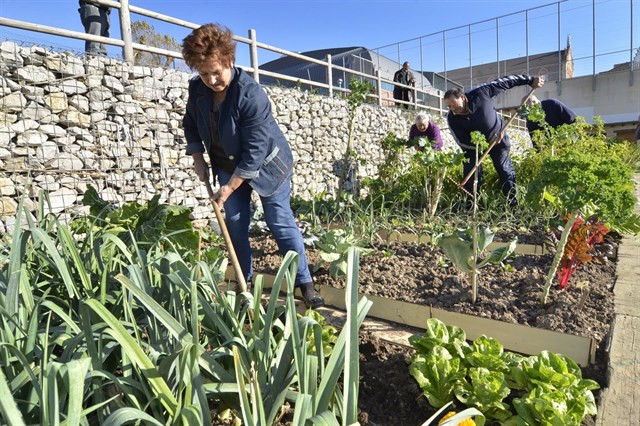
left=204, top=179, right=248, bottom=294
left=455, top=87, right=538, bottom=194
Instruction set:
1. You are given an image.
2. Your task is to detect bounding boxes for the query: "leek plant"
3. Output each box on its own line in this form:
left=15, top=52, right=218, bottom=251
left=1, top=195, right=372, bottom=425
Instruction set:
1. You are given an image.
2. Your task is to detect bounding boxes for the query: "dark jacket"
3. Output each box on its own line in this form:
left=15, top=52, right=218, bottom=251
left=393, top=68, right=415, bottom=99
left=183, top=67, right=293, bottom=197
left=409, top=122, right=443, bottom=150
left=447, top=75, right=534, bottom=150
left=526, top=98, right=576, bottom=134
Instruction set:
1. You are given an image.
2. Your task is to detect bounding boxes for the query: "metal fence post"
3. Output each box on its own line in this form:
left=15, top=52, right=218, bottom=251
left=376, top=69, right=382, bottom=106
left=326, top=54, right=333, bottom=97
left=526, top=9, right=529, bottom=75
left=496, top=17, right=500, bottom=79
left=249, top=29, right=259, bottom=83
left=592, top=0, right=596, bottom=91
left=443, top=30, right=447, bottom=92
left=631, top=0, right=634, bottom=86
left=468, top=24, right=472, bottom=89
left=119, top=0, right=134, bottom=63
left=557, top=2, right=562, bottom=95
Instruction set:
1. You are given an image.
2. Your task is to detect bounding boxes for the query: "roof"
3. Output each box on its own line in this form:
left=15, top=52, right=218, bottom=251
left=259, top=46, right=434, bottom=91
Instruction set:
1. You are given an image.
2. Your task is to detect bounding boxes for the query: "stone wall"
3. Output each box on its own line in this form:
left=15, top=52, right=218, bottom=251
left=0, top=42, right=529, bottom=233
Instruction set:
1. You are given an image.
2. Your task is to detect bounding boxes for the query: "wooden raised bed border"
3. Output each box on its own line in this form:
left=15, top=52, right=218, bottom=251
left=225, top=269, right=596, bottom=366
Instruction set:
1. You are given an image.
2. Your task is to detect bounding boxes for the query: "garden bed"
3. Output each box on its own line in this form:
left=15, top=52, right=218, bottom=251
left=251, top=235, right=616, bottom=363
left=357, top=332, right=600, bottom=426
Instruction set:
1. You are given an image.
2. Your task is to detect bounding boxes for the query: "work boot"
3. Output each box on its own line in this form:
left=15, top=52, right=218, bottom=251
left=300, top=282, right=325, bottom=309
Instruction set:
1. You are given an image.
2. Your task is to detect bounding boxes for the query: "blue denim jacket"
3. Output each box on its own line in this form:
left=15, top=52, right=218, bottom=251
left=183, top=67, right=293, bottom=197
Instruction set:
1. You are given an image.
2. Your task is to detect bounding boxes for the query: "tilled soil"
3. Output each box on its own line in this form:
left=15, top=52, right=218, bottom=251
left=251, top=235, right=616, bottom=348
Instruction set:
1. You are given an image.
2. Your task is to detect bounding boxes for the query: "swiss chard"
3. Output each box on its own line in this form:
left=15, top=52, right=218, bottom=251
left=556, top=215, right=609, bottom=289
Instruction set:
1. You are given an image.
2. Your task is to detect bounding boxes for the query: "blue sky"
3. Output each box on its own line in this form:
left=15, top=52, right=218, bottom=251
left=0, top=0, right=637, bottom=76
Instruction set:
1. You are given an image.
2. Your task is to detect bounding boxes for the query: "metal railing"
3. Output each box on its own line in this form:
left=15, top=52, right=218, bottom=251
left=372, top=0, right=638, bottom=92
left=0, top=0, right=530, bottom=127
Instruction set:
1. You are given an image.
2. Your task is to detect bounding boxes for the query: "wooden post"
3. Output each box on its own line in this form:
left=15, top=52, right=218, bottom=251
left=118, top=0, right=134, bottom=63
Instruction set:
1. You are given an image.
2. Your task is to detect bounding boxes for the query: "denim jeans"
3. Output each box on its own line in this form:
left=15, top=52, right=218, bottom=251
left=217, top=170, right=312, bottom=287
left=462, top=133, right=517, bottom=205
left=78, top=3, right=110, bottom=56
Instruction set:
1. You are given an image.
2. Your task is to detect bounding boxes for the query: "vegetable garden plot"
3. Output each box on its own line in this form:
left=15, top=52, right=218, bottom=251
left=251, top=235, right=616, bottom=365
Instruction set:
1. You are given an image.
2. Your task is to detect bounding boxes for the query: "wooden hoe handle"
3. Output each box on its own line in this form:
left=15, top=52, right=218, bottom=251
left=205, top=180, right=248, bottom=293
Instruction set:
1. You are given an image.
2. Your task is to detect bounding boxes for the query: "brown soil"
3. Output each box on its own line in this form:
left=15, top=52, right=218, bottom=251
left=252, top=236, right=615, bottom=346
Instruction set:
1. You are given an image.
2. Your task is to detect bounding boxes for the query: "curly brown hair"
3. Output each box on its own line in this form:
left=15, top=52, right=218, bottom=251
left=182, top=23, right=236, bottom=70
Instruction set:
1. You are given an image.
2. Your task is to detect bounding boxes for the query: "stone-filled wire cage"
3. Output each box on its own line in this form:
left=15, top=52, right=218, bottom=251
left=0, top=40, right=211, bottom=234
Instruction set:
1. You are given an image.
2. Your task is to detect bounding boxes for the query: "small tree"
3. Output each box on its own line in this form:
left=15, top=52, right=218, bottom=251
left=131, top=20, right=181, bottom=68
left=336, top=78, right=373, bottom=200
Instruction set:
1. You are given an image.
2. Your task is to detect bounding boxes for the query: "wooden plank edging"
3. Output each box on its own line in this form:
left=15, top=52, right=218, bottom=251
left=226, top=268, right=595, bottom=366
left=376, top=229, right=550, bottom=255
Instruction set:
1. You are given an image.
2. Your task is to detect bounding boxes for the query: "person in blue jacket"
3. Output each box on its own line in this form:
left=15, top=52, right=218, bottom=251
left=522, top=95, right=576, bottom=149
left=182, top=23, right=324, bottom=308
left=444, top=75, right=544, bottom=206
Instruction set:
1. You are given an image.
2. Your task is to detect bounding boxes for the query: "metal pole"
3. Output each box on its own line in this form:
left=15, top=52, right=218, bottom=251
left=496, top=18, right=500, bottom=79
left=326, top=54, right=333, bottom=97
left=376, top=69, right=382, bottom=106
left=558, top=2, right=562, bottom=95
left=631, top=0, right=635, bottom=86
left=118, top=0, right=134, bottom=63
left=249, top=29, right=259, bottom=83
left=526, top=10, right=530, bottom=75
left=468, top=24, right=472, bottom=89
left=420, top=37, right=424, bottom=91
left=397, top=43, right=401, bottom=65
left=592, top=0, right=596, bottom=91
left=443, top=31, right=447, bottom=92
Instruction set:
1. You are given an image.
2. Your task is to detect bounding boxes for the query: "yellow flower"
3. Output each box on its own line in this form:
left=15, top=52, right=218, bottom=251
left=458, top=420, right=476, bottom=426
left=438, top=412, right=456, bottom=424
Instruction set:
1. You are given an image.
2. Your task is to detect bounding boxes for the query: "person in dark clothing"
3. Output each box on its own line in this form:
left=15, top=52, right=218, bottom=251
left=635, top=114, right=640, bottom=144
left=78, top=1, right=110, bottom=56
left=182, top=24, right=324, bottom=308
left=523, top=95, right=576, bottom=148
left=409, top=112, right=443, bottom=150
left=393, top=61, right=415, bottom=109
left=444, top=74, right=545, bottom=205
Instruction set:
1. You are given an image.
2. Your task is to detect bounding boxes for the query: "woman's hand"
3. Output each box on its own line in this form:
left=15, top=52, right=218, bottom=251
left=212, top=184, right=234, bottom=206
left=192, top=153, right=209, bottom=182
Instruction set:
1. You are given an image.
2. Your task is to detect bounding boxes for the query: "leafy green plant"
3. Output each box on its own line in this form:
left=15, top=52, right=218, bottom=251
left=414, top=138, right=466, bottom=219
left=410, top=346, right=467, bottom=408
left=527, top=149, right=638, bottom=303
left=408, top=319, right=599, bottom=425
left=438, top=227, right=517, bottom=303
left=299, top=309, right=338, bottom=357
left=408, top=317, right=469, bottom=359
left=454, top=367, right=512, bottom=422
left=74, top=185, right=200, bottom=257
left=314, top=228, right=372, bottom=277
